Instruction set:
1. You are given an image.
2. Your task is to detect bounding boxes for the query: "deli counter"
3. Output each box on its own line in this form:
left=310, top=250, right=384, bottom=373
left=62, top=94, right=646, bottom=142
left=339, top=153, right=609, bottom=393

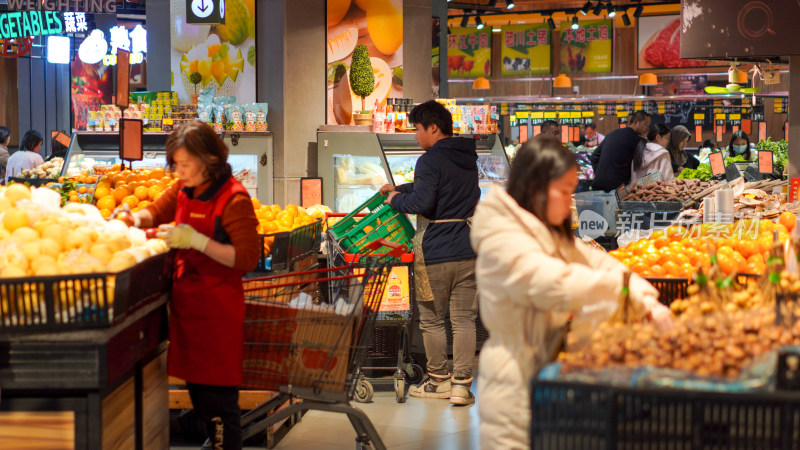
left=317, top=131, right=509, bottom=213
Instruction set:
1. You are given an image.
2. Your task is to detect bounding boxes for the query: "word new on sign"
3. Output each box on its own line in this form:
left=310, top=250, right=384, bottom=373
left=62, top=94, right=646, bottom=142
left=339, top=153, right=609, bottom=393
left=0, top=11, right=63, bottom=40
left=6, top=0, right=117, bottom=13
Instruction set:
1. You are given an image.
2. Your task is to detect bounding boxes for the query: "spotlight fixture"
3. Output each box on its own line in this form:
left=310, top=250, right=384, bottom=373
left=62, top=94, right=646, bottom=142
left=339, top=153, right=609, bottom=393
left=488, top=0, right=497, bottom=6
left=476, top=15, right=484, bottom=30
left=506, top=0, right=515, bottom=10
left=622, top=11, right=631, bottom=26
left=633, top=3, right=644, bottom=18
left=592, top=1, right=605, bottom=15
left=571, top=15, right=579, bottom=30
left=492, top=24, right=502, bottom=32
left=460, top=14, right=469, bottom=28
left=606, top=3, right=616, bottom=17
left=547, top=16, right=556, bottom=30
left=580, top=1, right=593, bottom=15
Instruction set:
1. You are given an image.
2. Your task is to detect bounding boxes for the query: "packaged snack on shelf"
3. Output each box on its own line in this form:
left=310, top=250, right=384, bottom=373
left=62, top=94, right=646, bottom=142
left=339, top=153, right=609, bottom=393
left=213, top=103, right=226, bottom=133
left=256, top=103, right=269, bottom=131
left=227, top=104, right=244, bottom=131
left=244, top=104, right=257, bottom=131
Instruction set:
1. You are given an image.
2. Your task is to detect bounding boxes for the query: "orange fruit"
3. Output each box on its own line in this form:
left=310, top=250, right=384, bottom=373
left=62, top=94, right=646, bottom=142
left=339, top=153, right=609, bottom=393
left=680, top=263, right=695, bottom=278
left=122, top=195, right=139, bottom=208
left=251, top=197, right=261, bottom=209
left=133, top=186, right=149, bottom=201
left=672, top=252, right=690, bottom=266
left=97, top=195, right=116, bottom=211
left=662, top=261, right=680, bottom=278
left=138, top=200, right=151, bottom=209
left=717, top=254, right=737, bottom=274
left=147, top=185, right=163, bottom=201
left=77, top=186, right=88, bottom=194
left=716, top=245, right=735, bottom=256
left=631, top=260, right=649, bottom=274
left=94, top=186, right=110, bottom=199
left=650, top=264, right=665, bottom=277
left=112, top=187, right=130, bottom=203
left=149, top=167, right=165, bottom=180
left=99, top=208, right=112, bottom=219
left=780, top=211, right=797, bottom=232
left=666, top=225, right=688, bottom=241
left=642, top=251, right=660, bottom=265
left=88, top=187, right=95, bottom=194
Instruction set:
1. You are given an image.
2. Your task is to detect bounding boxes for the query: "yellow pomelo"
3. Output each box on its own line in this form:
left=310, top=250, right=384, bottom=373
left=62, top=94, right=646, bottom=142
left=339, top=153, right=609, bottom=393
left=366, top=0, right=403, bottom=56
left=33, top=263, right=59, bottom=277
left=39, top=238, right=61, bottom=258
left=31, top=255, right=57, bottom=274
left=107, top=251, right=137, bottom=272
left=21, top=241, right=41, bottom=262
left=5, top=183, right=31, bottom=205
left=41, top=224, right=66, bottom=249
left=11, top=227, right=40, bottom=244
left=64, top=229, right=93, bottom=251
left=89, top=243, right=114, bottom=263
left=0, top=197, right=11, bottom=214
left=33, top=216, right=57, bottom=236
left=2, top=266, right=27, bottom=278
left=3, top=207, right=30, bottom=232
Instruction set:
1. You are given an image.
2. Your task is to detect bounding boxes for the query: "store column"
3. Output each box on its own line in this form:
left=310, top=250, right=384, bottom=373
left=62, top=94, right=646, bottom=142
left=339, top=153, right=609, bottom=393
left=790, top=55, right=800, bottom=180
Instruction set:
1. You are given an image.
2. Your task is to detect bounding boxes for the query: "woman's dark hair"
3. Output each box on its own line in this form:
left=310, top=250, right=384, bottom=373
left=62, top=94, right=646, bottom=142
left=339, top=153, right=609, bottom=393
left=666, top=125, right=691, bottom=166
left=49, top=130, right=69, bottom=159
left=165, top=121, right=230, bottom=181
left=702, top=139, right=717, bottom=150
left=408, top=100, right=453, bottom=136
left=19, top=130, right=43, bottom=152
left=727, top=130, right=752, bottom=159
left=507, top=135, right=578, bottom=241
left=634, top=124, right=670, bottom=171
left=0, top=127, right=10, bottom=146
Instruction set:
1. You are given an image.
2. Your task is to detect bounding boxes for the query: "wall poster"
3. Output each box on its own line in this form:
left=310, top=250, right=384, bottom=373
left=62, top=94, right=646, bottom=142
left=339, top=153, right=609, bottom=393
left=500, top=23, right=550, bottom=76
left=447, top=27, right=491, bottom=79
left=559, top=19, right=612, bottom=73
left=638, top=14, right=723, bottom=69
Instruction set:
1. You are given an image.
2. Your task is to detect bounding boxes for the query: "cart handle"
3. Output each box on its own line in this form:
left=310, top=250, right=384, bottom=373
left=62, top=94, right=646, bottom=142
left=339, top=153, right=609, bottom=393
left=364, top=239, right=409, bottom=257
left=245, top=265, right=351, bottom=283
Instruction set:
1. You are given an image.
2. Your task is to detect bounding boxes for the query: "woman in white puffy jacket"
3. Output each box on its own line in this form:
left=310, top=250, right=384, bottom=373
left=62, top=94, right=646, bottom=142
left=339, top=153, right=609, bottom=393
left=470, top=136, right=672, bottom=449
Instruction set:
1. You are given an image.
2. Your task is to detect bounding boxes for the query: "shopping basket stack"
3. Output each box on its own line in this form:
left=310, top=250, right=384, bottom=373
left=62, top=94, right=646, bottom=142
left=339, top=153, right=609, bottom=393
left=238, top=257, right=392, bottom=449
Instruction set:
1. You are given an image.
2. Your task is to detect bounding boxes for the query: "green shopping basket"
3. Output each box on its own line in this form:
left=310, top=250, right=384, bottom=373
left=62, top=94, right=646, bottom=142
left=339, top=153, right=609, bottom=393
left=328, top=192, right=415, bottom=255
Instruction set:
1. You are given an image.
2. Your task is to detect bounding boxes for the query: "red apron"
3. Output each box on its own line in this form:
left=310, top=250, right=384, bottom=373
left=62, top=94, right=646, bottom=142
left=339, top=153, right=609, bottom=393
left=168, top=176, right=249, bottom=386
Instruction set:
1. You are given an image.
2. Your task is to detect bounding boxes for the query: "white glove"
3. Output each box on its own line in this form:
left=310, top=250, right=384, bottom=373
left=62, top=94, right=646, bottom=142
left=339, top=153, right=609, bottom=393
left=156, top=224, right=210, bottom=252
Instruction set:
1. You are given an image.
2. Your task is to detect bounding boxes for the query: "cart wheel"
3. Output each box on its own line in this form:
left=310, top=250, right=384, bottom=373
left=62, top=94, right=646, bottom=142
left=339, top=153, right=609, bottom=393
left=356, top=438, right=373, bottom=450
left=404, top=364, right=424, bottom=384
left=354, top=378, right=374, bottom=403
left=394, top=377, right=406, bottom=403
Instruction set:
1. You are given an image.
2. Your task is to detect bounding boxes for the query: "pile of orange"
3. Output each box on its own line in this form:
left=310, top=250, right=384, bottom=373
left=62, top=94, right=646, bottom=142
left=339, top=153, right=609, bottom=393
left=252, top=198, right=326, bottom=255
left=93, top=165, right=176, bottom=218
left=610, top=214, right=797, bottom=279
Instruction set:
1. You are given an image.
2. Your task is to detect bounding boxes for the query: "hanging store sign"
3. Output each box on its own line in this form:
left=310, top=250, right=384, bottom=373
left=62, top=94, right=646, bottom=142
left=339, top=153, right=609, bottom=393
left=79, top=24, right=147, bottom=66
left=500, top=23, right=551, bottom=76
left=559, top=19, right=613, bottom=74
left=447, top=27, right=492, bottom=79
left=186, top=0, right=226, bottom=25
left=0, top=11, right=63, bottom=39
left=6, top=0, right=116, bottom=13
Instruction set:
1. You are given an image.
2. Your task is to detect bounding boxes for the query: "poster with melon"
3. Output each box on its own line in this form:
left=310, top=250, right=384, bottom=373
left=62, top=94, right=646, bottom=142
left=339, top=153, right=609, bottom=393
left=327, top=0, right=403, bottom=125
left=169, top=0, right=256, bottom=104
left=500, top=23, right=551, bottom=76
left=559, top=20, right=613, bottom=74
left=447, top=28, right=492, bottom=79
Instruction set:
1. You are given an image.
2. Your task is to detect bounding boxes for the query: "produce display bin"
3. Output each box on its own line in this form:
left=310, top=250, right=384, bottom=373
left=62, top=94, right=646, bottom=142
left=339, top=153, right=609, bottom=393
left=258, top=232, right=290, bottom=272
left=0, top=252, right=171, bottom=333
left=646, top=274, right=759, bottom=306
left=288, top=219, right=323, bottom=267
left=257, top=220, right=323, bottom=273
left=327, top=192, right=415, bottom=255
left=531, top=379, right=800, bottom=450
left=7, top=177, right=54, bottom=187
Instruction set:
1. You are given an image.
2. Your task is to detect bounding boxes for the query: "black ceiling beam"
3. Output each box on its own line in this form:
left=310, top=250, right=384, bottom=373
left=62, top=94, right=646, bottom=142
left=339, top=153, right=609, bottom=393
left=447, top=1, right=679, bottom=18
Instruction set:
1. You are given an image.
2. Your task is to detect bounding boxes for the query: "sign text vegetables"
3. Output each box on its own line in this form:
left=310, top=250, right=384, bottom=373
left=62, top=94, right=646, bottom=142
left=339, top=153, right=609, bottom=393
left=0, top=11, right=63, bottom=39
left=6, top=0, right=116, bottom=13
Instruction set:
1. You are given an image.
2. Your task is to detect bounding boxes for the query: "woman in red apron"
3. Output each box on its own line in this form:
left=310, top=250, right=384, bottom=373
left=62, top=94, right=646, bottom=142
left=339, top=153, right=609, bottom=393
left=124, top=121, right=260, bottom=450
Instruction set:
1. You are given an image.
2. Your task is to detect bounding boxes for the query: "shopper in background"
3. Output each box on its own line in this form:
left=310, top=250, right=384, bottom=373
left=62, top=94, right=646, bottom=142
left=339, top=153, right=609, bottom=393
left=666, top=125, right=700, bottom=175
left=702, top=139, right=717, bottom=152
left=631, top=123, right=673, bottom=183
left=5, top=130, right=44, bottom=184
left=726, top=130, right=757, bottom=161
left=538, top=120, right=560, bottom=139
left=0, top=126, right=10, bottom=182
left=471, top=136, right=673, bottom=449
left=380, top=100, right=480, bottom=406
left=584, top=122, right=605, bottom=147
left=120, top=121, right=259, bottom=450
left=697, top=139, right=718, bottom=165
left=48, top=130, right=69, bottom=161
left=589, top=110, right=651, bottom=191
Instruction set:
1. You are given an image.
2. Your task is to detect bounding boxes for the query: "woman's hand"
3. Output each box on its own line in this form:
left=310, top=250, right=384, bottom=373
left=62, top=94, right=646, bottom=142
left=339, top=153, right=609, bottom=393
left=385, top=191, right=399, bottom=204
left=645, top=297, right=674, bottom=332
left=157, top=224, right=210, bottom=252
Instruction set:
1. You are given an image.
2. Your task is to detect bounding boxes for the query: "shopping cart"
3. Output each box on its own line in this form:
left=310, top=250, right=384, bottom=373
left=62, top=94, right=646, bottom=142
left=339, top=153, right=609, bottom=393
left=327, top=237, right=423, bottom=403
left=237, top=257, right=392, bottom=449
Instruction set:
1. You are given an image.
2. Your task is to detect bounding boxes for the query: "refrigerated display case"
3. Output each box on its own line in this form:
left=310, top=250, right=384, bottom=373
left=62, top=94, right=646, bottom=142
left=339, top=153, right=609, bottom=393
left=317, top=131, right=509, bottom=213
left=62, top=131, right=273, bottom=203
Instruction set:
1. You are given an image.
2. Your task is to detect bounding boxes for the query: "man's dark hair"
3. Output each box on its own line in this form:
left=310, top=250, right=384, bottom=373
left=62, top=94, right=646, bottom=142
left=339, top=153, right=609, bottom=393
left=702, top=139, right=717, bottom=150
left=631, top=110, right=651, bottom=124
left=408, top=100, right=453, bottom=136
left=0, top=126, right=10, bottom=145
left=19, top=130, right=43, bottom=152
left=585, top=122, right=597, bottom=130
left=541, top=120, right=559, bottom=133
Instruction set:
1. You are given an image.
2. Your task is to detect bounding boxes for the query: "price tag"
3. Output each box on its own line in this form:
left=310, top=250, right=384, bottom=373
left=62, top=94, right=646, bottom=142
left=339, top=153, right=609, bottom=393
left=791, top=178, right=800, bottom=202
left=715, top=113, right=727, bottom=127
left=617, top=111, right=629, bottom=126
left=119, top=119, right=143, bottom=162
left=544, top=111, right=557, bottom=120
left=758, top=150, right=774, bottom=174
left=509, top=114, right=517, bottom=127
left=709, top=151, right=726, bottom=176
left=752, top=104, right=765, bottom=122
left=301, top=177, right=323, bottom=208
left=759, top=122, right=767, bottom=141
left=729, top=114, right=741, bottom=126
left=597, top=105, right=606, bottom=115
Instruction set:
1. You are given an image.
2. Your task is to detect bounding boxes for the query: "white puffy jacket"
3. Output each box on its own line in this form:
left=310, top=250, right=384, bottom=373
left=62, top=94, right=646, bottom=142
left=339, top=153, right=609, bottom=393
left=470, top=186, right=660, bottom=449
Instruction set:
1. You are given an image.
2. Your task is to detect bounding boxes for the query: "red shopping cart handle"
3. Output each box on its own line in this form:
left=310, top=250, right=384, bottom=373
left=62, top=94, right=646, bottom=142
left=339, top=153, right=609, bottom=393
left=365, top=239, right=408, bottom=257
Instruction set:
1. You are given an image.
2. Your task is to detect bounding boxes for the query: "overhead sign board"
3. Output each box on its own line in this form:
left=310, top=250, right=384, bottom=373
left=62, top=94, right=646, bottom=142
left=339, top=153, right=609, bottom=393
left=186, top=0, right=226, bottom=25
left=6, top=0, right=116, bottom=13
left=0, top=10, right=63, bottom=39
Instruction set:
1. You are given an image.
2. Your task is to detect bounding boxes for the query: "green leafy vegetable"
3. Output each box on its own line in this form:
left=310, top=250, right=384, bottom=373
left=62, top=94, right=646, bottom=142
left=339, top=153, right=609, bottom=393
left=756, top=138, right=788, bottom=174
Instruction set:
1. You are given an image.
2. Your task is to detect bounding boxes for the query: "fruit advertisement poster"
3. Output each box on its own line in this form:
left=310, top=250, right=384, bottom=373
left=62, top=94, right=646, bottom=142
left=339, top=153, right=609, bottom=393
left=638, top=14, right=719, bottom=69
left=447, top=27, right=491, bottom=79
left=559, top=20, right=612, bottom=74
left=500, top=23, right=551, bottom=76
left=169, top=0, right=256, bottom=104
left=327, top=0, right=403, bottom=125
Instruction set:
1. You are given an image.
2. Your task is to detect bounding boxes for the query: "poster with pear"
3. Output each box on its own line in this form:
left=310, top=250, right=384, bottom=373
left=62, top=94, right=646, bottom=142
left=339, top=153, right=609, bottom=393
left=327, top=0, right=403, bottom=125
left=169, top=0, right=256, bottom=104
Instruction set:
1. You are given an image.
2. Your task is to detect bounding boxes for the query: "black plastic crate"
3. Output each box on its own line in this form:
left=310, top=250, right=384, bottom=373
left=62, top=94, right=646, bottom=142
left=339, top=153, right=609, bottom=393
left=7, top=177, right=55, bottom=187
left=258, top=231, right=290, bottom=272
left=288, top=219, right=322, bottom=267
left=531, top=380, right=800, bottom=450
left=0, top=252, right=170, bottom=332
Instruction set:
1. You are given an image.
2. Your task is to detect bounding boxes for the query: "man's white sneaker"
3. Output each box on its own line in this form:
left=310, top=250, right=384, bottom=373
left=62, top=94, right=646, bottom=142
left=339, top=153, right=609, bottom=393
left=450, top=378, right=475, bottom=406
left=408, top=375, right=451, bottom=399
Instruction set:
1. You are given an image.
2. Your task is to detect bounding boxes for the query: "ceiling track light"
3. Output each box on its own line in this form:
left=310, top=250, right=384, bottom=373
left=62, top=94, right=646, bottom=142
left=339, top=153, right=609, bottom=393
left=506, top=0, right=515, bottom=10
left=592, top=1, right=605, bottom=15
left=476, top=15, right=484, bottom=30
left=571, top=15, right=580, bottom=30
left=622, top=11, right=631, bottom=26
left=607, top=3, right=617, bottom=18
left=547, top=16, right=556, bottom=30
left=487, top=0, right=497, bottom=6
left=580, top=1, right=593, bottom=15
left=460, top=12, right=469, bottom=28
left=633, top=3, right=644, bottom=18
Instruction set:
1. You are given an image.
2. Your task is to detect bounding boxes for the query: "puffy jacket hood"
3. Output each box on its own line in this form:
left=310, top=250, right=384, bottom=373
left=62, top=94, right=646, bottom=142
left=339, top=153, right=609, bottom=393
left=431, top=137, right=478, bottom=170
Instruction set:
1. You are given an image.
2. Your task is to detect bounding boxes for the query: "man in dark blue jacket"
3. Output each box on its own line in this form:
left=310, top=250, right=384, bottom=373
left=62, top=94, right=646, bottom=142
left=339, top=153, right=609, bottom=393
left=380, top=100, right=479, bottom=406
